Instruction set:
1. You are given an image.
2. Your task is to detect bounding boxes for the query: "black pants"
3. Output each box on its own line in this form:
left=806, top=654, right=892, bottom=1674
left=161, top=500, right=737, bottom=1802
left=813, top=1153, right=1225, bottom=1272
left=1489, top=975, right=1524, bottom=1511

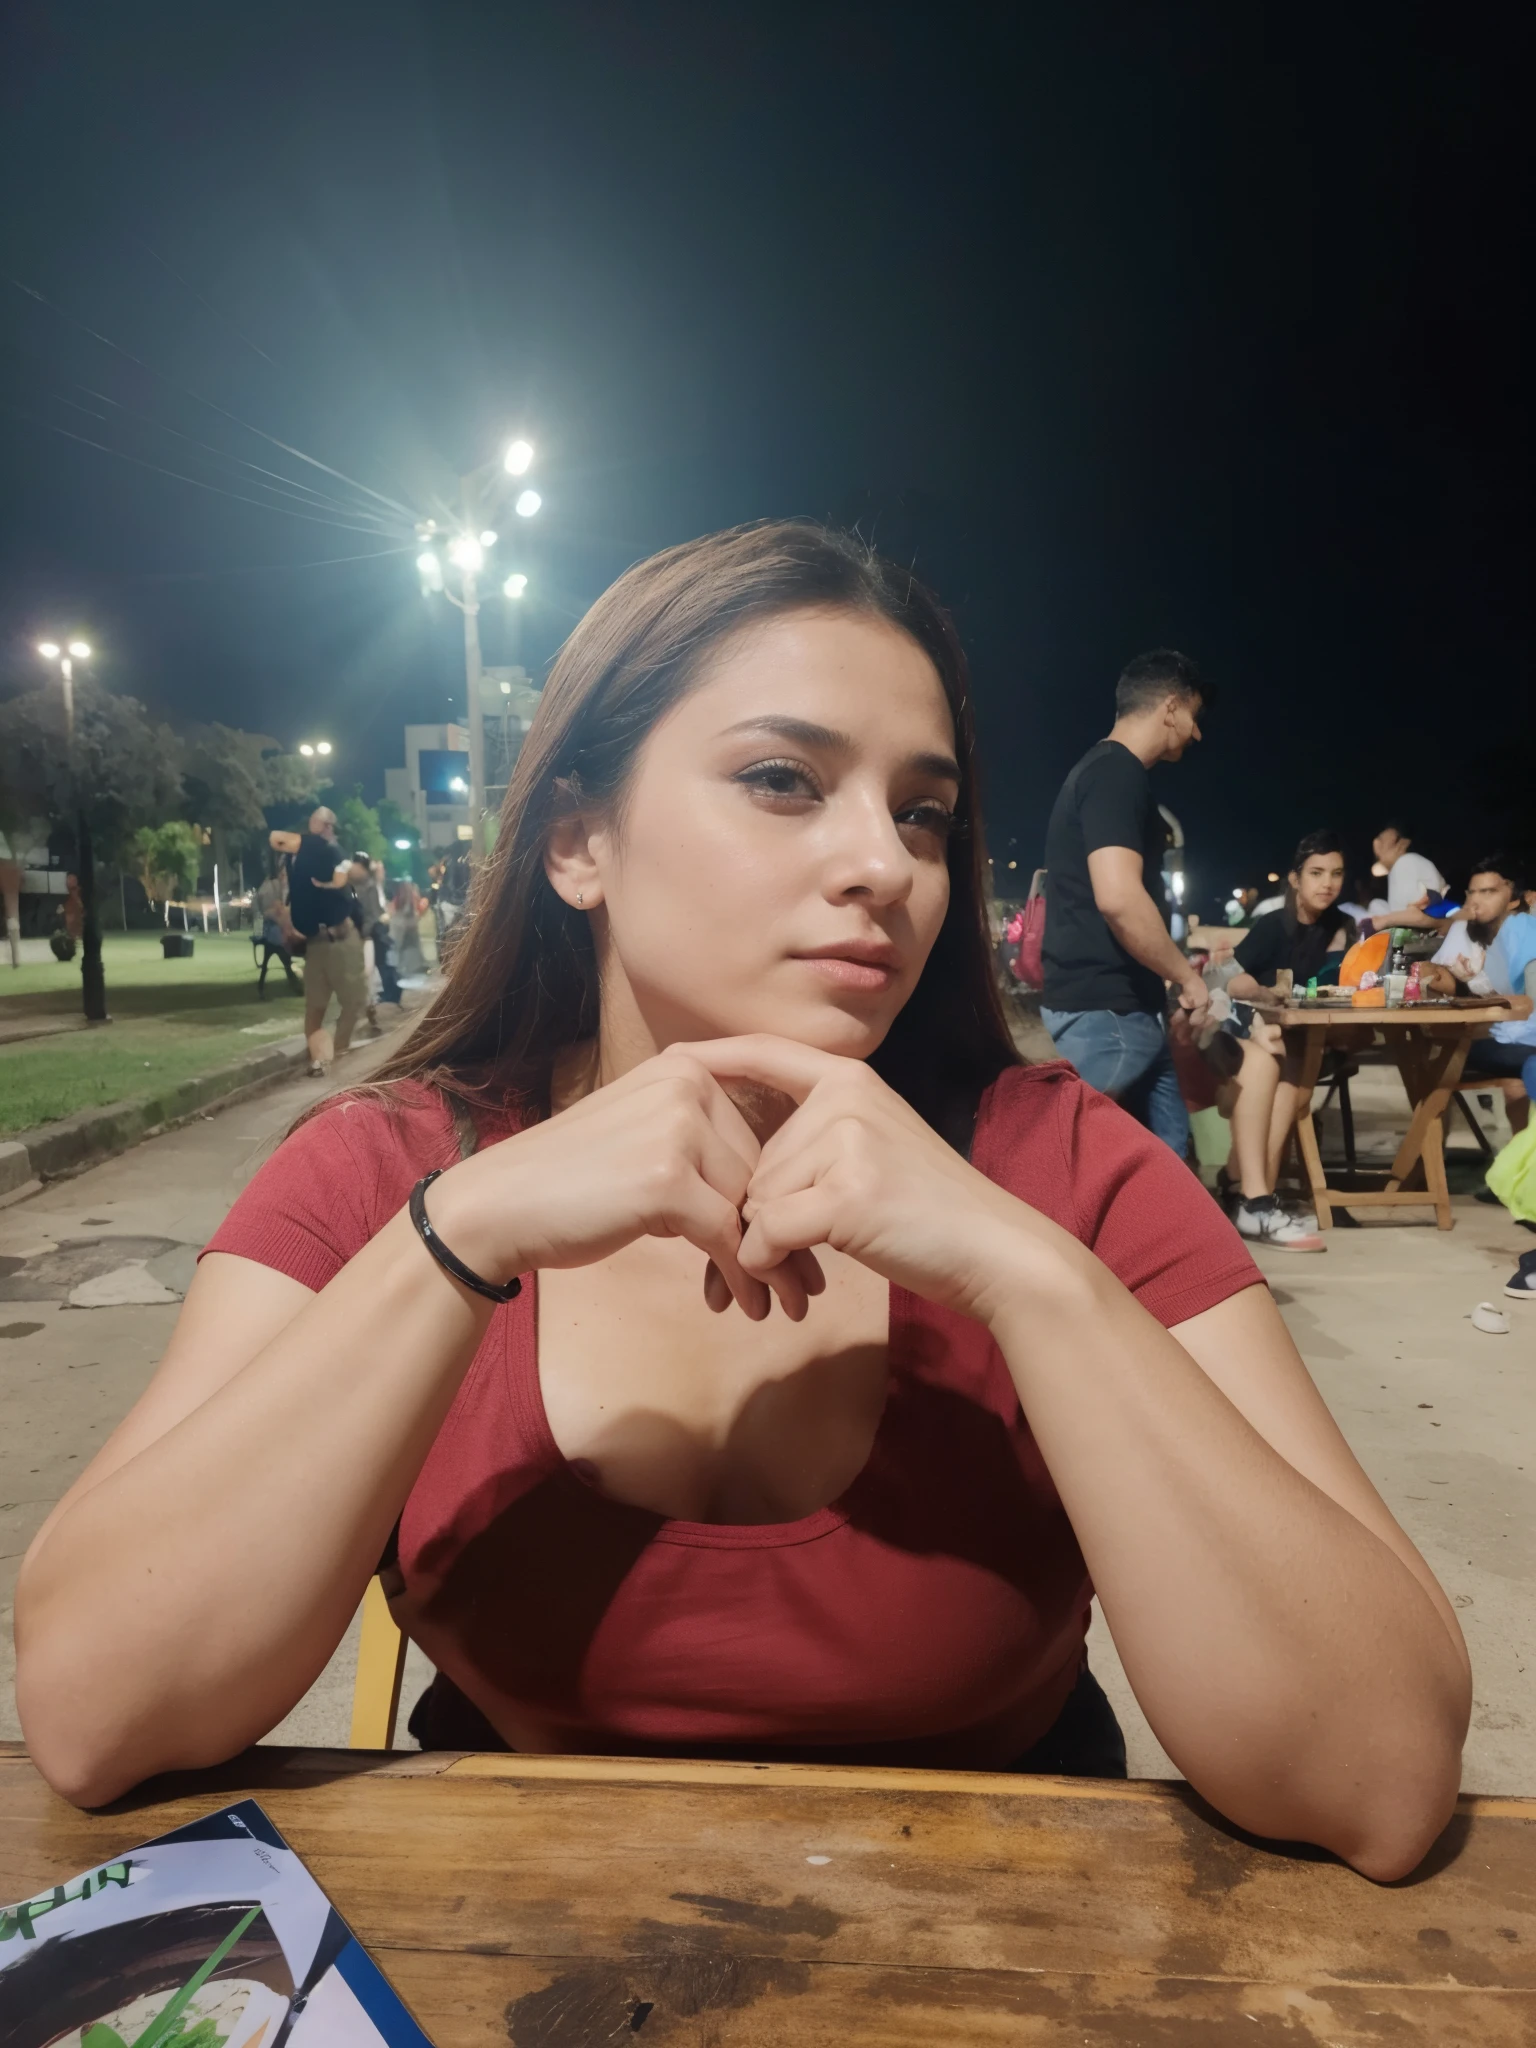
left=408, top=1661, right=1128, bottom=1780
left=257, top=922, right=299, bottom=991
left=372, top=921, right=403, bottom=1005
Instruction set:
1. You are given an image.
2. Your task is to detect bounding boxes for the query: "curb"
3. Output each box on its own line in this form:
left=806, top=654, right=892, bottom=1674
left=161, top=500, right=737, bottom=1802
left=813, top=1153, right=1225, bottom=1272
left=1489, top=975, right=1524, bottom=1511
left=0, top=1035, right=311, bottom=1197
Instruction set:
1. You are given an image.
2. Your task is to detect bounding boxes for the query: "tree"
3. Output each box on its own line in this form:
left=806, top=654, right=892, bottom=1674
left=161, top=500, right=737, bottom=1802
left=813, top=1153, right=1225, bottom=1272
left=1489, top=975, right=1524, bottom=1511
left=330, top=789, right=388, bottom=867
left=0, top=679, right=183, bottom=1017
left=181, top=724, right=320, bottom=883
left=130, top=822, right=202, bottom=908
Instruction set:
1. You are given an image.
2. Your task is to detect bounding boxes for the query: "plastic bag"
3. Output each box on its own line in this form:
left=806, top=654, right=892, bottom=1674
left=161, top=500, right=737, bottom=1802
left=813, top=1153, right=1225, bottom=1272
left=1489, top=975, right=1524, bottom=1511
left=1487, top=1122, right=1536, bottom=1224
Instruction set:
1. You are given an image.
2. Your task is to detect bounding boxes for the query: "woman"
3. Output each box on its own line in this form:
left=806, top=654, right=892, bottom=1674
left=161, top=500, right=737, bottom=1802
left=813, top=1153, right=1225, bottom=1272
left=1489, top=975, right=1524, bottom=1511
left=1219, top=831, right=1354, bottom=1250
left=16, top=525, right=1467, bottom=1877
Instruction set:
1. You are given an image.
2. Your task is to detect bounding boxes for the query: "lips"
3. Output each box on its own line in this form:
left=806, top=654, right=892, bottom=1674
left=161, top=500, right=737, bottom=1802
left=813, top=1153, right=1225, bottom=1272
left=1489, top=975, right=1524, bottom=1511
left=791, top=941, right=902, bottom=992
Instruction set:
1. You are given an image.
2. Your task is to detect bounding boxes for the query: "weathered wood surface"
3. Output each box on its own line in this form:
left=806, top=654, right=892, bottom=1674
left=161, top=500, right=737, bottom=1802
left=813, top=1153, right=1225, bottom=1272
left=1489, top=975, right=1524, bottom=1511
left=3, top=1744, right=1533, bottom=2045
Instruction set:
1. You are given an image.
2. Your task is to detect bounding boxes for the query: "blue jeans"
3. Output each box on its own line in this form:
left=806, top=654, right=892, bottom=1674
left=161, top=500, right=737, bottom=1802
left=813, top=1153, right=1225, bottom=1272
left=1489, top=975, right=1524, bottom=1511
left=1040, top=1006, right=1191, bottom=1157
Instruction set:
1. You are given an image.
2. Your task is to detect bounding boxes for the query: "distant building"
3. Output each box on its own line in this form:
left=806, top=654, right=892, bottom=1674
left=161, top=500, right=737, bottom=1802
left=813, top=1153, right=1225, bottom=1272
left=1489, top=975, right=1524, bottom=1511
left=384, top=670, right=542, bottom=851
left=384, top=723, right=471, bottom=850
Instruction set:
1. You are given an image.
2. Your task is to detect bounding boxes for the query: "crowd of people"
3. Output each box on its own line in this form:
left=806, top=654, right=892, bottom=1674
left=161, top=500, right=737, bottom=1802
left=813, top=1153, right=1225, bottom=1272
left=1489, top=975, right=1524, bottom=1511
left=261, top=809, right=443, bottom=1074
left=1029, top=656, right=1535, bottom=1253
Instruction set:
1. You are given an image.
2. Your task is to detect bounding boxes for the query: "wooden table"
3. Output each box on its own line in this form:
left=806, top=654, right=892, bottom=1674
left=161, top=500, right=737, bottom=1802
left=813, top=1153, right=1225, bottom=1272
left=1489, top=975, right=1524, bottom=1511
left=4, top=1743, right=1533, bottom=2044
left=1272, top=1002, right=1508, bottom=1230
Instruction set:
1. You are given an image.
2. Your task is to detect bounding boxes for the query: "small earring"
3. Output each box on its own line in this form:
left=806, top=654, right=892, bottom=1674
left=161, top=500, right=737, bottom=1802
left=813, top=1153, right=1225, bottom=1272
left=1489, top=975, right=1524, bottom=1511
left=576, top=890, right=584, bottom=908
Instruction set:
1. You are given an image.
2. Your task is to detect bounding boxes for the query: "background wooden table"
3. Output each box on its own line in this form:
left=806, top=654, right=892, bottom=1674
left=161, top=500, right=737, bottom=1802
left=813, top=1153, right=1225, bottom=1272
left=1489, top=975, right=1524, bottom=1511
left=3, top=1743, right=1533, bottom=2044
left=1272, top=1004, right=1506, bottom=1229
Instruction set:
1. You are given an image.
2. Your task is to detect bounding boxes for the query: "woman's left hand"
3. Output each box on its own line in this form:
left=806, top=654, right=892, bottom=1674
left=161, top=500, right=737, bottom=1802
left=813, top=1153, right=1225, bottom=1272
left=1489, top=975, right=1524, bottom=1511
left=684, top=1035, right=1058, bottom=1325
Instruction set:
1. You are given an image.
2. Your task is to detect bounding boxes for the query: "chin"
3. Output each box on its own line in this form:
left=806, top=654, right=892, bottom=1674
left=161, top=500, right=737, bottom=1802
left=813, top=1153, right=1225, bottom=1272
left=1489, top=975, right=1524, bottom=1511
left=762, top=998, right=896, bottom=1060
left=684, top=996, right=891, bottom=1062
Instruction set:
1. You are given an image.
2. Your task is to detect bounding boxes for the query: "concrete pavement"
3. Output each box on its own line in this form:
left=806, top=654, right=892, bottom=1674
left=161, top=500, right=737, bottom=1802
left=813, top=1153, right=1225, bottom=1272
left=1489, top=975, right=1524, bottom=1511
left=2, top=1047, right=1532, bottom=1791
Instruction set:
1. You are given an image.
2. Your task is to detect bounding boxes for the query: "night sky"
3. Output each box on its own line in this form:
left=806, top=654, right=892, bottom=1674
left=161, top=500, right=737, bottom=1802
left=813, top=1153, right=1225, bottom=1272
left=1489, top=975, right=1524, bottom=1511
left=2, top=2, right=1529, bottom=918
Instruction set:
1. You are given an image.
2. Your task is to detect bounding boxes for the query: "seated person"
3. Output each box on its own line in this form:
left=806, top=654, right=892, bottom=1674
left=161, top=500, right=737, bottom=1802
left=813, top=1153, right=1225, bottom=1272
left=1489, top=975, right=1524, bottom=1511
left=1422, top=857, right=1521, bottom=995
left=1363, top=821, right=1450, bottom=932
left=1468, top=906, right=1536, bottom=1135
left=15, top=525, right=1468, bottom=1882
left=1220, top=831, right=1355, bottom=1250
left=1424, top=860, right=1533, bottom=1135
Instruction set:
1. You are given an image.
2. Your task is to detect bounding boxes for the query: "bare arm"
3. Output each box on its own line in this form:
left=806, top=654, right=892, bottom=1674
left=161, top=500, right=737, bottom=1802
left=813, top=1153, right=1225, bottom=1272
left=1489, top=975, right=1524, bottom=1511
left=700, top=1035, right=1469, bottom=1882
left=15, top=1053, right=796, bottom=1807
left=269, top=830, right=301, bottom=854
left=16, top=1227, right=492, bottom=1805
left=988, top=1275, right=1469, bottom=1880
left=1087, top=845, right=1208, bottom=1019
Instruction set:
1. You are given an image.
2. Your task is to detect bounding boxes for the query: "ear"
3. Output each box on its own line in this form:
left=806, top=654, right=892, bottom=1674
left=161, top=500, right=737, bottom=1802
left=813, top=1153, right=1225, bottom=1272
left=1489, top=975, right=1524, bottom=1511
left=543, top=809, right=606, bottom=910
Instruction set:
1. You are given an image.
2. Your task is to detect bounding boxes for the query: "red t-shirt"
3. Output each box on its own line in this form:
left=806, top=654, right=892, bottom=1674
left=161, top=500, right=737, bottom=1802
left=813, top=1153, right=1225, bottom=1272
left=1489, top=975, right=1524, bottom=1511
left=204, top=1062, right=1260, bottom=1767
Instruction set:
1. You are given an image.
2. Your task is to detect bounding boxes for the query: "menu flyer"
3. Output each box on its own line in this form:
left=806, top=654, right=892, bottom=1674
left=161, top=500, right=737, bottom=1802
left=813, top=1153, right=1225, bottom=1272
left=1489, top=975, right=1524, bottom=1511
left=0, top=1799, right=434, bottom=2047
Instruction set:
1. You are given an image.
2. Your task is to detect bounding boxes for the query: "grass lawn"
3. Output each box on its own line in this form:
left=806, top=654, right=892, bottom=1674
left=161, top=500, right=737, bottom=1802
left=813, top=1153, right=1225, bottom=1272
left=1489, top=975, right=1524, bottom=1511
left=0, top=933, right=309, bottom=1133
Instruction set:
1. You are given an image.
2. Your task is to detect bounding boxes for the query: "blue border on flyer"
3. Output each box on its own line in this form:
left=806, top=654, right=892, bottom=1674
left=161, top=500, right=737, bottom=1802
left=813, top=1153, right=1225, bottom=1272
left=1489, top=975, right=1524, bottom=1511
left=332, top=1933, right=436, bottom=2045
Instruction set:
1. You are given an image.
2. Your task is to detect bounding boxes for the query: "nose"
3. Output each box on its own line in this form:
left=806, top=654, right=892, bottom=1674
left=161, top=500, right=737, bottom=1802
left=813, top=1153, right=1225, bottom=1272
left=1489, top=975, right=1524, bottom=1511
left=821, top=787, right=916, bottom=910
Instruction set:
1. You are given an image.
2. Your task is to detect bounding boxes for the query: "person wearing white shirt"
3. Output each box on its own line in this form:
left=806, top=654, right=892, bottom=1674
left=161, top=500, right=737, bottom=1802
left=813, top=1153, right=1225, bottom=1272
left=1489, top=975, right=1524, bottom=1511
left=1425, top=861, right=1522, bottom=996
left=1425, top=858, right=1534, bottom=1134
left=1367, top=822, right=1447, bottom=926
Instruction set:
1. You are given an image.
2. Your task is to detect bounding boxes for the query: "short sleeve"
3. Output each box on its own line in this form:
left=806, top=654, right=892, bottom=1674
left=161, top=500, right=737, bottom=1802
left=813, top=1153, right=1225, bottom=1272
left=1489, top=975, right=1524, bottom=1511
left=200, top=1093, right=456, bottom=1291
left=1055, top=1078, right=1262, bottom=1327
left=1075, top=751, right=1148, bottom=858
left=1387, top=853, right=1435, bottom=911
left=1234, top=913, right=1285, bottom=984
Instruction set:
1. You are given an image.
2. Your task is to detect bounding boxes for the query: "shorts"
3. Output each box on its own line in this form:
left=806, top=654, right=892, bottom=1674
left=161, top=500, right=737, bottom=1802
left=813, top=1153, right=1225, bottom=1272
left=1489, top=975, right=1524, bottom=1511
left=303, top=921, right=367, bottom=1019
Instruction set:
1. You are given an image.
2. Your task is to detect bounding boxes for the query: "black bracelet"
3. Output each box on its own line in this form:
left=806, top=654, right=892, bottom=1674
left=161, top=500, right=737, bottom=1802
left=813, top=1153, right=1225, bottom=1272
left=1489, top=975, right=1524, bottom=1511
left=408, top=1169, right=521, bottom=1304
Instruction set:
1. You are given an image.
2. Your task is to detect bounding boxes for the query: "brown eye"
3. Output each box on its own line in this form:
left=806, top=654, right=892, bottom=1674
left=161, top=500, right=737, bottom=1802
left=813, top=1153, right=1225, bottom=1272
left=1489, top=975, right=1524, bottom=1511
left=897, top=803, right=959, bottom=838
left=735, top=760, right=819, bottom=801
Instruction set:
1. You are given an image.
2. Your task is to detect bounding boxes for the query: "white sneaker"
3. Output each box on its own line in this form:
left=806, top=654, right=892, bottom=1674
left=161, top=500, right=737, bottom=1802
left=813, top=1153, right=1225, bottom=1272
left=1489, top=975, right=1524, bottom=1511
left=1234, top=1197, right=1326, bottom=1252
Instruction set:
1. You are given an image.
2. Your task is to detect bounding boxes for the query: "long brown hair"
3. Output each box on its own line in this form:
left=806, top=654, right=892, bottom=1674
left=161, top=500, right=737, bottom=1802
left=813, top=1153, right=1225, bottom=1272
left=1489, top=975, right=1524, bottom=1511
left=374, top=520, right=1019, bottom=1145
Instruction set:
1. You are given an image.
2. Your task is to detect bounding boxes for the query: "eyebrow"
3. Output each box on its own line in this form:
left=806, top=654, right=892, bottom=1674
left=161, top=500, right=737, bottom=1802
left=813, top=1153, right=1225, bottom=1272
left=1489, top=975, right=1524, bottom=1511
left=719, top=715, right=961, bottom=785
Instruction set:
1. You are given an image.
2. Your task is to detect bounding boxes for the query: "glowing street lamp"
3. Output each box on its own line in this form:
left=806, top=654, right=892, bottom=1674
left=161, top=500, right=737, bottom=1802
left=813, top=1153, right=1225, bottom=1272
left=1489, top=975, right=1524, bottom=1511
left=394, top=837, right=412, bottom=850
left=35, top=634, right=107, bottom=1020
left=415, top=434, right=540, bottom=851
left=298, top=740, right=333, bottom=758
left=36, top=636, right=90, bottom=733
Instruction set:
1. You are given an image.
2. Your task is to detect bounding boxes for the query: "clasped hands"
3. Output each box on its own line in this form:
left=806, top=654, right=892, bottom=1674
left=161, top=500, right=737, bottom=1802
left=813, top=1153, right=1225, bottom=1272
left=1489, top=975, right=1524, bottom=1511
left=444, top=1034, right=1052, bottom=1330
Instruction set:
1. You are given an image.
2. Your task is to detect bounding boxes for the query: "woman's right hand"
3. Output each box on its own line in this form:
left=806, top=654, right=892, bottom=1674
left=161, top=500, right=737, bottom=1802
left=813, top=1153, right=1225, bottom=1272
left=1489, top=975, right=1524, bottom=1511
left=428, top=1048, right=820, bottom=1321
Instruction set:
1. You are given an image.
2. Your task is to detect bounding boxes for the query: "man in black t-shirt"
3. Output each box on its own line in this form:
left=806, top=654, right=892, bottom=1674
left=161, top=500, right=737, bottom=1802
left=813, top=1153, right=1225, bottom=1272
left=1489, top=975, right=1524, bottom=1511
left=1217, top=830, right=1352, bottom=1251
left=269, top=807, right=368, bottom=1076
left=1039, top=649, right=1210, bottom=1156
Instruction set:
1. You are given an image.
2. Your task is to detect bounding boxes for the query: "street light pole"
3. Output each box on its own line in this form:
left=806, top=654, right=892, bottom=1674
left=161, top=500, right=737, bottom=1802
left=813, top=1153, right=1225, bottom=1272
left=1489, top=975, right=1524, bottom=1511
left=459, top=475, right=488, bottom=848
left=415, top=436, right=538, bottom=864
left=36, top=638, right=107, bottom=1022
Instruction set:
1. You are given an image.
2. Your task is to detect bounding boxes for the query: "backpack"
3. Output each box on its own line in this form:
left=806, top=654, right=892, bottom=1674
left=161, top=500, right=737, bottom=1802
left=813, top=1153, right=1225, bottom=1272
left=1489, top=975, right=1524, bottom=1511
left=1012, top=869, right=1047, bottom=988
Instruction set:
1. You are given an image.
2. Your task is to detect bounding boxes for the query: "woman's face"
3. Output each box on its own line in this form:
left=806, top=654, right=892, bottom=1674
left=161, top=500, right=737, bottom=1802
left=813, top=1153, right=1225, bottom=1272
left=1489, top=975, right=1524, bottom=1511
left=1292, top=851, right=1345, bottom=918
left=561, top=608, right=961, bottom=1062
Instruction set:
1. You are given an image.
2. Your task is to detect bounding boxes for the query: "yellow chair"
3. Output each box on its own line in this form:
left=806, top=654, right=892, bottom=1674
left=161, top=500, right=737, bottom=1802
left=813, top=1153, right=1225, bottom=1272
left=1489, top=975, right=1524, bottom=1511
left=348, top=1577, right=410, bottom=1749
